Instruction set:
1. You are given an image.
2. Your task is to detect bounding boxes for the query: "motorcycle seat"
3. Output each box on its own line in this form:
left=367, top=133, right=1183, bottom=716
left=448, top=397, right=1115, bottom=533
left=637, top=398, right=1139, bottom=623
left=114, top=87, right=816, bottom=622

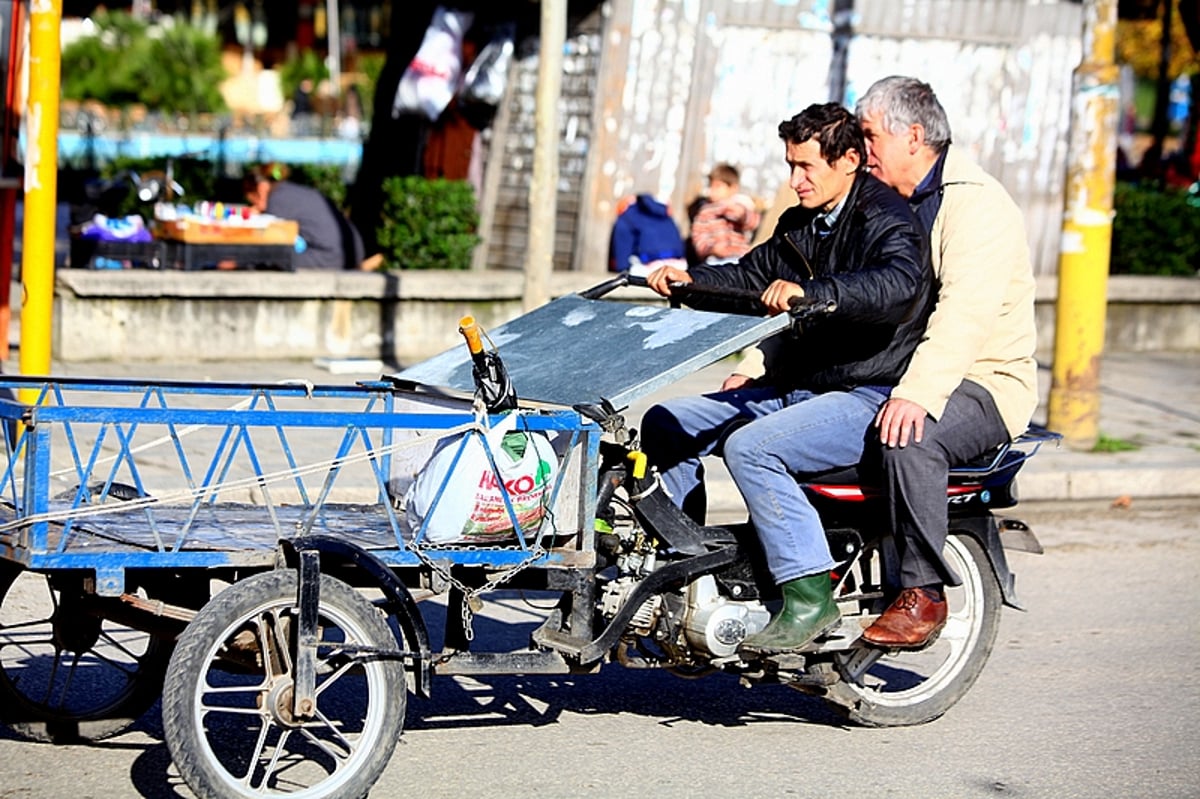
left=798, top=425, right=1061, bottom=488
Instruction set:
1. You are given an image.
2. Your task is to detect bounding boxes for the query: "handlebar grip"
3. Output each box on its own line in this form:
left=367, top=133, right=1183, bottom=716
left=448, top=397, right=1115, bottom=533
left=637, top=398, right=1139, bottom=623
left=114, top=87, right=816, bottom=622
left=787, top=297, right=838, bottom=318
left=458, top=315, right=484, bottom=356
left=667, top=281, right=764, bottom=304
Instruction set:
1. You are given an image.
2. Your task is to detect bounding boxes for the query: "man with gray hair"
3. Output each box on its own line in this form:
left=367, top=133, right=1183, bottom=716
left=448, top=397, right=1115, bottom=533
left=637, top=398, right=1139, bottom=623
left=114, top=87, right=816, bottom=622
left=854, top=75, right=1038, bottom=648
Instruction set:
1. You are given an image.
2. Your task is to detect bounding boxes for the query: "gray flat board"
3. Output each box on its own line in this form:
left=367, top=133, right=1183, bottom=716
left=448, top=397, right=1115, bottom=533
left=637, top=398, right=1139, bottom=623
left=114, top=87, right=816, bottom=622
left=392, top=294, right=789, bottom=409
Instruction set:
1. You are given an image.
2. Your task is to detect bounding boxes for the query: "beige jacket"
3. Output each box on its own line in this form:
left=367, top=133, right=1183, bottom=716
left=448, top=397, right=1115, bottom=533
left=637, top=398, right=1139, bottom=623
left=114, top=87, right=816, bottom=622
left=894, top=147, right=1038, bottom=437
left=738, top=148, right=1038, bottom=438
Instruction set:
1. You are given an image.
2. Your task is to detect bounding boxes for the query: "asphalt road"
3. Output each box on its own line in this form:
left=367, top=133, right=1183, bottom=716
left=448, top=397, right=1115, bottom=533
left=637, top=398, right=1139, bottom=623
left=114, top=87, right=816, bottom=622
left=0, top=499, right=1196, bottom=799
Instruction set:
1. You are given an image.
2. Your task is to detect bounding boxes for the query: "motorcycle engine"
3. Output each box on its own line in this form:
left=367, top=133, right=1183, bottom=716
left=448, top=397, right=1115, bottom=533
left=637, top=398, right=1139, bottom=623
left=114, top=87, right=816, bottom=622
left=596, top=499, right=770, bottom=660
left=680, top=575, right=771, bottom=658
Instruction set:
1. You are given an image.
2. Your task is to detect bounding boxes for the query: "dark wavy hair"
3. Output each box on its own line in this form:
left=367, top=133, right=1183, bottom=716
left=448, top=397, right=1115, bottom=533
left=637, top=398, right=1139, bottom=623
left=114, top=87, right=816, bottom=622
left=778, top=103, right=864, bottom=167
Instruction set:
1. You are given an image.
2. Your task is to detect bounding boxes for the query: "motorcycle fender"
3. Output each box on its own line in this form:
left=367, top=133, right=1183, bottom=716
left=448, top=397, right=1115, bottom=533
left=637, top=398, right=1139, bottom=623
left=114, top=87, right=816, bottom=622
left=997, top=517, right=1044, bottom=554
left=950, top=514, right=1027, bottom=611
left=280, top=535, right=433, bottom=699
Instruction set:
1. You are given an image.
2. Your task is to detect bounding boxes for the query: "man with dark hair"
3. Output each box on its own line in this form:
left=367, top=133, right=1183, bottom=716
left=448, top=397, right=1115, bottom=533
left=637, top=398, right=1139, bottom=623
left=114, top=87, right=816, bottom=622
left=853, top=76, right=1039, bottom=648
left=639, top=102, right=933, bottom=654
left=244, top=164, right=366, bottom=271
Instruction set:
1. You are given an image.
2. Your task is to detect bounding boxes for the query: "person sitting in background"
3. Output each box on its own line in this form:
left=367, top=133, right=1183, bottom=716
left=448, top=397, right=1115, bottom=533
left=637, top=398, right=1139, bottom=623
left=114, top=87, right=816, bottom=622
left=243, top=164, right=369, bottom=271
left=687, top=163, right=761, bottom=265
left=608, top=193, right=687, bottom=274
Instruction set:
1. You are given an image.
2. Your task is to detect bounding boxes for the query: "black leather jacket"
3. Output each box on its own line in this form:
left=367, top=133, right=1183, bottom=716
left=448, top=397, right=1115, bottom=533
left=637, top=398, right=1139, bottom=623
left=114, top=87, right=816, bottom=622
left=684, top=172, right=933, bottom=392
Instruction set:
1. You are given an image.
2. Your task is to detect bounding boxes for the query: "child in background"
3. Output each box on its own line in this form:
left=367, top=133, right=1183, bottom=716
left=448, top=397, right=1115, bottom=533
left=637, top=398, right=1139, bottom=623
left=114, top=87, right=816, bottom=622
left=687, top=163, right=761, bottom=266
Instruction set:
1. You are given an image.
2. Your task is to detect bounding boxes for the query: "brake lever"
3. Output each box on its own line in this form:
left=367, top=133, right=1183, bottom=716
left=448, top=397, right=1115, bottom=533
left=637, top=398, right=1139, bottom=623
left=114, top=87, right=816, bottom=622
left=787, top=297, right=837, bottom=334
left=573, top=397, right=633, bottom=444
left=788, top=297, right=838, bottom=319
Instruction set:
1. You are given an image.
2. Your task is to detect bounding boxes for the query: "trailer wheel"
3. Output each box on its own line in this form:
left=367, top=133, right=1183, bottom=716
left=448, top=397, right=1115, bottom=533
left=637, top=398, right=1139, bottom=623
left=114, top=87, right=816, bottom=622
left=0, top=563, right=171, bottom=743
left=163, top=570, right=406, bottom=799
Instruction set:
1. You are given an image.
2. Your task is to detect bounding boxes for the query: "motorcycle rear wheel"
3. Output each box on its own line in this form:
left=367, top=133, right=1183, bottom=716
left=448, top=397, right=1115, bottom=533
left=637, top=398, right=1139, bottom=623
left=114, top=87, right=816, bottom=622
left=817, top=532, right=1001, bottom=727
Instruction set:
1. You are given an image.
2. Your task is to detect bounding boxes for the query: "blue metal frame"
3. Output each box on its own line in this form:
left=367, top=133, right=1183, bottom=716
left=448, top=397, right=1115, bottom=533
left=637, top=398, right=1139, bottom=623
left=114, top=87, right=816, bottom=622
left=0, top=375, right=600, bottom=593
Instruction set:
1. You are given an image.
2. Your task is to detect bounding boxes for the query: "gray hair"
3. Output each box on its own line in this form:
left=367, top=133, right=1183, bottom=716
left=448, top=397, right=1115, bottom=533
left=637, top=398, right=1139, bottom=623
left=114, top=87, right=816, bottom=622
left=856, top=76, right=952, bottom=154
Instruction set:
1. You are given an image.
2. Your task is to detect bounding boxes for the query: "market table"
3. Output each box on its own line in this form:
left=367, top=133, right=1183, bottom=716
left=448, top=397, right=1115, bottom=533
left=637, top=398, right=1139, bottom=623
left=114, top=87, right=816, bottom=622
left=154, top=217, right=299, bottom=271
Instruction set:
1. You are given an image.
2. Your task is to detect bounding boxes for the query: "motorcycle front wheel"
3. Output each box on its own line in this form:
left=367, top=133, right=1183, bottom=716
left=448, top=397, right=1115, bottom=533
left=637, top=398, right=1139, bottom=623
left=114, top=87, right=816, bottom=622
left=817, top=532, right=1002, bottom=727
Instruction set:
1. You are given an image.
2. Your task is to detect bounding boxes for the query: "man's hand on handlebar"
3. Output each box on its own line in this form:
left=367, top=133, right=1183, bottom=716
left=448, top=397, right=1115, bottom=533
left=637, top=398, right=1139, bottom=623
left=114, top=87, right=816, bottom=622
left=646, top=264, right=693, bottom=297
left=761, top=280, right=805, bottom=316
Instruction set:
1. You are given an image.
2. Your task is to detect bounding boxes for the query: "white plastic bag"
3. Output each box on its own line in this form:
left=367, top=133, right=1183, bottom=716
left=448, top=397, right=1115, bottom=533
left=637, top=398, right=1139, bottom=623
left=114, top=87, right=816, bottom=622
left=457, top=23, right=515, bottom=108
left=392, top=6, right=475, bottom=121
left=404, top=413, right=557, bottom=544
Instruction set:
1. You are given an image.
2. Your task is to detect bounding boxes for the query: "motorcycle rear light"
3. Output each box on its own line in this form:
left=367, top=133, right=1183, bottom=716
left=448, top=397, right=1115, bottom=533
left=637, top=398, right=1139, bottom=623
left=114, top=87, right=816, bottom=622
left=807, top=485, right=867, bottom=501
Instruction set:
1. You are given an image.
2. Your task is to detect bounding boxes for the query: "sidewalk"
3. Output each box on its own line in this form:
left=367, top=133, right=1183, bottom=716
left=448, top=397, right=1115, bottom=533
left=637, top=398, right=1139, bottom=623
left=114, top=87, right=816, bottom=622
left=5, top=349, right=1199, bottom=510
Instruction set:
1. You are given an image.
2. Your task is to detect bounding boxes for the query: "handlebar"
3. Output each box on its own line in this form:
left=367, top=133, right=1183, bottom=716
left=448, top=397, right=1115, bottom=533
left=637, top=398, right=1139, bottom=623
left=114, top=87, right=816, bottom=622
left=665, top=280, right=837, bottom=320
left=578, top=270, right=837, bottom=320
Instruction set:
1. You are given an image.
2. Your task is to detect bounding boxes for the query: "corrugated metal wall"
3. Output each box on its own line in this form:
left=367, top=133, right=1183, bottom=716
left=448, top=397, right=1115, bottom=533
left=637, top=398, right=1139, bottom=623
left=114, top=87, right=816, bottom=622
left=846, top=0, right=1082, bottom=274
left=479, top=0, right=1083, bottom=275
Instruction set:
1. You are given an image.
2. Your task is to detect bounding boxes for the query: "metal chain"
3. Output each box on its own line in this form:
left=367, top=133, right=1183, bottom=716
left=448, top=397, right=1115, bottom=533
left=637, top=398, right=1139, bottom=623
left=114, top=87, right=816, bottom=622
left=404, top=537, right=549, bottom=648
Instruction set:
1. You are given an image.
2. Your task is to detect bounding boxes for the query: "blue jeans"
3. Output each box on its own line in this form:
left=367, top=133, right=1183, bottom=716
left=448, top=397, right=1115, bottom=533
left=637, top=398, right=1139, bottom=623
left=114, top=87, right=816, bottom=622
left=641, top=385, right=887, bottom=584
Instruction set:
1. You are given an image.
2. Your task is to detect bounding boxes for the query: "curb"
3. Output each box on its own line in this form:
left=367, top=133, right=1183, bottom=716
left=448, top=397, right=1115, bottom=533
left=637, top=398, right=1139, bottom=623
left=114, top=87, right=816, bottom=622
left=1017, top=463, right=1200, bottom=503
left=701, top=463, right=1200, bottom=519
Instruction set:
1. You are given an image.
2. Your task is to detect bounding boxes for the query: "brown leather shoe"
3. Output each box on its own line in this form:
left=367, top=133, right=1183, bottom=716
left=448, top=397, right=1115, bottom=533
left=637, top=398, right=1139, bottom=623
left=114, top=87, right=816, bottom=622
left=861, top=587, right=947, bottom=649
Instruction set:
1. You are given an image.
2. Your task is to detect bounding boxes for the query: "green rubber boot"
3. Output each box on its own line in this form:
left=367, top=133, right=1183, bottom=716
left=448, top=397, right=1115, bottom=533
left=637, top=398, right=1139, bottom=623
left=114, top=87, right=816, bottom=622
left=738, top=572, right=841, bottom=655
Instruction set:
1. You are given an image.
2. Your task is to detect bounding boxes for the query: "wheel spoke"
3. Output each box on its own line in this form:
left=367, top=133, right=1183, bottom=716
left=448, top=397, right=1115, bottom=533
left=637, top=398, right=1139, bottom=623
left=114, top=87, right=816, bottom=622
left=274, top=609, right=294, bottom=677
left=89, top=647, right=144, bottom=678
left=298, top=717, right=354, bottom=764
left=202, top=680, right=270, bottom=696
left=60, top=651, right=90, bottom=710
left=312, top=656, right=356, bottom=697
left=0, top=618, right=57, bottom=633
left=242, top=717, right=276, bottom=791
left=94, top=630, right=147, bottom=665
left=0, top=633, right=58, bottom=661
left=38, top=649, right=69, bottom=708
left=253, top=616, right=279, bottom=680
left=200, top=703, right=269, bottom=717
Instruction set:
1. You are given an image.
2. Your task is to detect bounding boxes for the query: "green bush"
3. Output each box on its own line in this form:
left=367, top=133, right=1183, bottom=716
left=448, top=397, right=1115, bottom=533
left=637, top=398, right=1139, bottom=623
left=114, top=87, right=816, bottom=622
left=279, top=49, right=330, bottom=105
left=61, top=11, right=149, bottom=107
left=355, top=52, right=387, bottom=124
left=1111, top=182, right=1200, bottom=276
left=287, top=164, right=349, bottom=211
left=376, top=177, right=480, bottom=270
left=136, top=20, right=227, bottom=116
left=61, top=11, right=227, bottom=115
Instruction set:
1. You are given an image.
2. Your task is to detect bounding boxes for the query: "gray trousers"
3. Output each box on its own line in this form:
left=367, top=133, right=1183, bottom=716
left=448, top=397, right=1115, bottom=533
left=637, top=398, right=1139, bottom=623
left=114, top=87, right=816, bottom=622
left=879, top=380, right=1010, bottom=588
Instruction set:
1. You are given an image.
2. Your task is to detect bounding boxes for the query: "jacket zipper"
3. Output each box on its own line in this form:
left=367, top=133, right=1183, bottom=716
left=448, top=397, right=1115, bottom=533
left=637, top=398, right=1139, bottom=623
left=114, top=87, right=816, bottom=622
left=785, top=231, right=815, bottom=279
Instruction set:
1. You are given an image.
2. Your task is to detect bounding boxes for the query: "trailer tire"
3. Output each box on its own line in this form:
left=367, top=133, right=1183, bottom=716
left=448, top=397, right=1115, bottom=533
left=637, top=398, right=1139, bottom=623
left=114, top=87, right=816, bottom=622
left=163, top=570, right=405, bottom=799
left=0, top=563, right=171, bottom=743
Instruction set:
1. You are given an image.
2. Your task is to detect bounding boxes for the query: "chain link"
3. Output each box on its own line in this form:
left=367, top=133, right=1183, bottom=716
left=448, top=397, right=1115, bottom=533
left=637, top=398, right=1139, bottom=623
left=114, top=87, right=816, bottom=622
left=405, top=537, right=549, bottom=652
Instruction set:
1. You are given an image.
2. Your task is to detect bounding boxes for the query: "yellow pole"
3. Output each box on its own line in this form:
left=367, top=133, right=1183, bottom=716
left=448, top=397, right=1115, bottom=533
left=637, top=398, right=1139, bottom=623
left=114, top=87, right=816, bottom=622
left=19, top=0, right=62, bottom=401
left=1047, top=0, right=1119, bottom=450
